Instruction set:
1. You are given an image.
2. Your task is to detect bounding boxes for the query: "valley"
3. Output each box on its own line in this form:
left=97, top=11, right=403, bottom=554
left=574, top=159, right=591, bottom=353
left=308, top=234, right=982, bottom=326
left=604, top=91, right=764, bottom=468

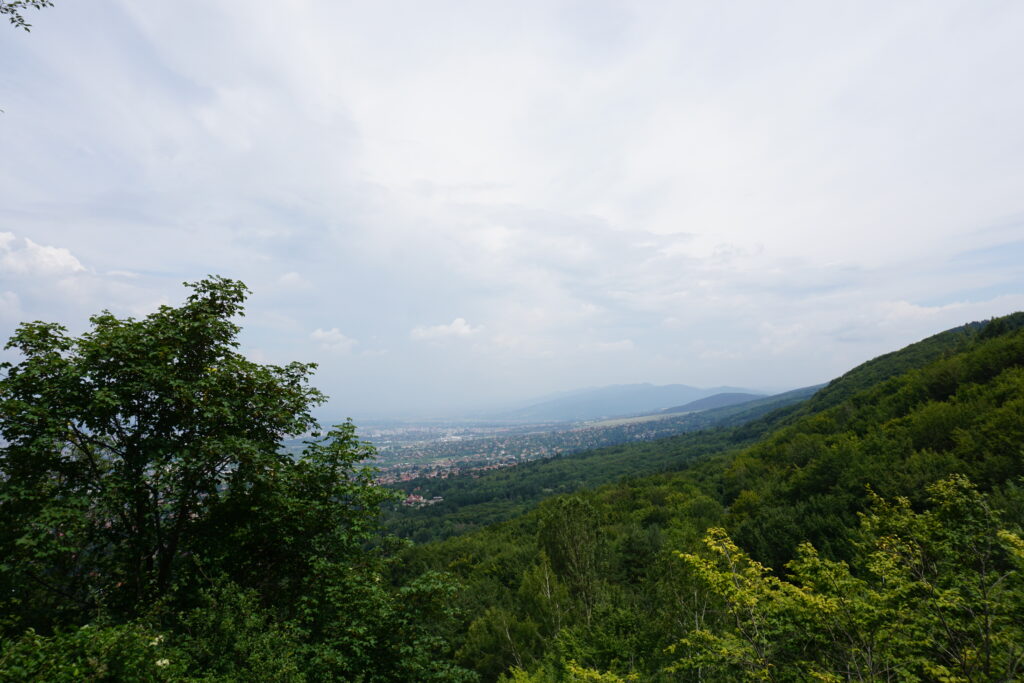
left=308, top=387, right=815, bottom=483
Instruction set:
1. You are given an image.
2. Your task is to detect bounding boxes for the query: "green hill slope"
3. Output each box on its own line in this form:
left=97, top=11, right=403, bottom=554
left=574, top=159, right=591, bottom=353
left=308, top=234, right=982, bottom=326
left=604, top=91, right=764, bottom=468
left=400, top=314, right=1024, bottom=681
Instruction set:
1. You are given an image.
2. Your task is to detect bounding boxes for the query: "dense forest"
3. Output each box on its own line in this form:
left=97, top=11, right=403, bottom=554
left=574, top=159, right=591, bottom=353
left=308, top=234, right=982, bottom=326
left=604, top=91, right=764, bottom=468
left=2, top=280, right=1023, bottom=680
left=392, top=310, right=1024, bottom=680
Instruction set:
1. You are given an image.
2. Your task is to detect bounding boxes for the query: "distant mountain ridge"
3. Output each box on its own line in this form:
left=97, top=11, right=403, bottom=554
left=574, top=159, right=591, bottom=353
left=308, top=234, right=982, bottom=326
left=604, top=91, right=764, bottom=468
left=661, top=392, right=765, bottom=414
left=496, top=382, right=756, bottom=422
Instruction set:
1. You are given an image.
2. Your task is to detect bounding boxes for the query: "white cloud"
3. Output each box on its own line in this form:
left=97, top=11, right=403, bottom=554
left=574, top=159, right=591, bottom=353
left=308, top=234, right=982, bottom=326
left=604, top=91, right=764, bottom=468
left=411, top=318, right=482, bottom=341
left=310, top=327, right=357, bottom=353
left=0, top=233, right=85, bottom=275
left=2, top=2, right=1024, bottom=415
left=244, top=347, right=271, bottom=364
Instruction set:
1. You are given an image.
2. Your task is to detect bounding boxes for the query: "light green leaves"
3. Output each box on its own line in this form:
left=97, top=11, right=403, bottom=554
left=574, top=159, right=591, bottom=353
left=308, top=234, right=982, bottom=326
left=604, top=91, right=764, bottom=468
left=671, top=477, right=1024, bottom=681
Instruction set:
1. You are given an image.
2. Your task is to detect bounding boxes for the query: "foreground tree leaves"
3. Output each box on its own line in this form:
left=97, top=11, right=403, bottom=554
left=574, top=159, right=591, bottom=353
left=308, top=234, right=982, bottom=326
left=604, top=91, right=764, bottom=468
left=0, top=277, right=322, bottom=622
left=0, top=277, right=473, bottom=680
left=674, top=476, right=1024, bottom=681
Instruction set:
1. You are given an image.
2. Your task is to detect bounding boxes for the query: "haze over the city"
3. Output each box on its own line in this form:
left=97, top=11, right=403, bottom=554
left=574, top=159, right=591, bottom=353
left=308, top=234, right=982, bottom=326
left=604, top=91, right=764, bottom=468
left=2, top=0, right=1023, bottom=418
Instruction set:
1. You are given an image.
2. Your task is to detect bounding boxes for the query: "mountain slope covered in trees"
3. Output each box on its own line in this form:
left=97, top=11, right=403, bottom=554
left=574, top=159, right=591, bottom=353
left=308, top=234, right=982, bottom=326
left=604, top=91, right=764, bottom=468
left=383, top=317, right=1012, bottom=549
left=397, top=313, right=1024, bottom=681
left=2, top=281, right=1022, bottom=681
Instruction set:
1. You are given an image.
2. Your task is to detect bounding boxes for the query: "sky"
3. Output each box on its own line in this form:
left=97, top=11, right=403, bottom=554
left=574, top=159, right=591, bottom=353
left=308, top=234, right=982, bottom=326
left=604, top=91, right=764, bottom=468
left=1, top=1, right=1023, bottom=419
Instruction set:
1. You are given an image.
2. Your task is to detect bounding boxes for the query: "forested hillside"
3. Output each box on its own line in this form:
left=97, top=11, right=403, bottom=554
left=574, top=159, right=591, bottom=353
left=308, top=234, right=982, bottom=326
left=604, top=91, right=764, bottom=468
left=661, top=392, right=764, bottom=414
left=397, top=313, right=1024, bottom=681
left=2, top=281, right=1023, bottom=681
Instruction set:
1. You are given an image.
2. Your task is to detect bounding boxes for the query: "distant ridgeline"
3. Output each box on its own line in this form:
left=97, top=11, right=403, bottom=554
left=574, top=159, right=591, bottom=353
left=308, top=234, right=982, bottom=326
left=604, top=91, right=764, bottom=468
left=397, top=312, right=1024, bottom=681
left=660, top=391, right=766, bottom=414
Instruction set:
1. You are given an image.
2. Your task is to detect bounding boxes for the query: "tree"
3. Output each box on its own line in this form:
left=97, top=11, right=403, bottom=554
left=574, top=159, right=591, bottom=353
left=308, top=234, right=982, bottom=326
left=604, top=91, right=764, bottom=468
left=0, top=277, right=475, bottom=680
left=671, top=476, right=1024, bottom=681
left=0, top=277, right=323, bottom=625
left=538, top=496, right=602, bottom=622
left=1, top=0, right=53, bottom=31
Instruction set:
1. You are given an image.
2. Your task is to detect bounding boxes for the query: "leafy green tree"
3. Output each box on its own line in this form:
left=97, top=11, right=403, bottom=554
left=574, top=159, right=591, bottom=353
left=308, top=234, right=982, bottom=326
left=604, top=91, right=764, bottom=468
left=538, top=496, right=603, bottom=622
left=1, top=0, right=53, bottom=31
left=673, top=476, right=1024, bottom=681
left=501, top=660, right=639, bottom=682
left=0, top=622, right=184, bottom=682
left=517, top=553, right=570, bottom=637
left=0, top=277, right=474, bottom=680
left=458, top=606, right=542, bottom=679
left=0, top=277, right=322, bottom=626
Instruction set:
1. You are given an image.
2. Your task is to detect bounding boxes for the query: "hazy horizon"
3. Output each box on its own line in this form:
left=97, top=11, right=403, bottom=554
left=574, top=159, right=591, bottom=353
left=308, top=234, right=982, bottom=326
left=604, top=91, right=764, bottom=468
left=3, top=1, right=1023, bottom=417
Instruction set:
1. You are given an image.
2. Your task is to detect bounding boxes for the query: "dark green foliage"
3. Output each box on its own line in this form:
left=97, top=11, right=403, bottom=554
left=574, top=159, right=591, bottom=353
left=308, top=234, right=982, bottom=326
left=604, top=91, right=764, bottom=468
left=725, top=325, right=1024, bottom=568
left=0, top=622, right=183, bottom=681
left=3, top=278, right=1022, bottom=680
left=538, top=497, right=603, bottom=622
left=1, top=0, right=53, bottom=31
left=0, top=278, right=472, bottom=681
left=0, top=277, right=322, bottom=625
left=167, top=578, right=307, bottom=681
left=403, top=312, right=1024, bottom=680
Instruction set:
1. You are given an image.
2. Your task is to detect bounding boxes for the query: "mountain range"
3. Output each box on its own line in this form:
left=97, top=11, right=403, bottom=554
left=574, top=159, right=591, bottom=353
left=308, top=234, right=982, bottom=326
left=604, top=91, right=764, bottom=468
left=495, top=382, right=759, bottom=422
left=660, top=391, right=766, bottom=414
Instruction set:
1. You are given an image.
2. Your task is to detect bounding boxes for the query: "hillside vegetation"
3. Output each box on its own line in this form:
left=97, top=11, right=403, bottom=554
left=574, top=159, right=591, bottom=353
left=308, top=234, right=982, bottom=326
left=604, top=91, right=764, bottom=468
left=0, top=280, right=473, bottom=681
left=397, top=313, right=1024, bottom=681
left=2, top=280, right=1023, bottom=681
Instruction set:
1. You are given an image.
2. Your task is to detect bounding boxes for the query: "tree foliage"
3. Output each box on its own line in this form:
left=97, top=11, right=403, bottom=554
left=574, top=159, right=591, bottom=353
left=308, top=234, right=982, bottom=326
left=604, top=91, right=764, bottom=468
left=0, top=277, right=322, bottom=622
left=1, top=0, right=53, bottom=31
left=675, top=476, right=1024, bottom=681
left=400, top=314, right=1024, bottom=681
left=0, top=277, right=471, bottom=680
left=3, top=278, right=1022, bottom=680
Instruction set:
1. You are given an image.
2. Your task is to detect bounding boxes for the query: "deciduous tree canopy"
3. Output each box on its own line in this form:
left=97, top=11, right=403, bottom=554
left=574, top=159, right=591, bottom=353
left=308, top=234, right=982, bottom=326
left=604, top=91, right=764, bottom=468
left=0, top=277, right=471, bottom=680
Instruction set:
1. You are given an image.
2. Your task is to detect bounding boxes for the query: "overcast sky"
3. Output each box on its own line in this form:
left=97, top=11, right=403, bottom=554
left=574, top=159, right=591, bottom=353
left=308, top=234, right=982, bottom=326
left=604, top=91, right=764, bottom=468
left=2, top=1, right=1023, bottom=418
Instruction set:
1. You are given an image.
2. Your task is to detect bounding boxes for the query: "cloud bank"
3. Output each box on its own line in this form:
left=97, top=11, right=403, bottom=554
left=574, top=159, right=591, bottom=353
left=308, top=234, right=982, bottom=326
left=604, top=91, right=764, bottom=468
left=1, top=1, right=1023, bottom=416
